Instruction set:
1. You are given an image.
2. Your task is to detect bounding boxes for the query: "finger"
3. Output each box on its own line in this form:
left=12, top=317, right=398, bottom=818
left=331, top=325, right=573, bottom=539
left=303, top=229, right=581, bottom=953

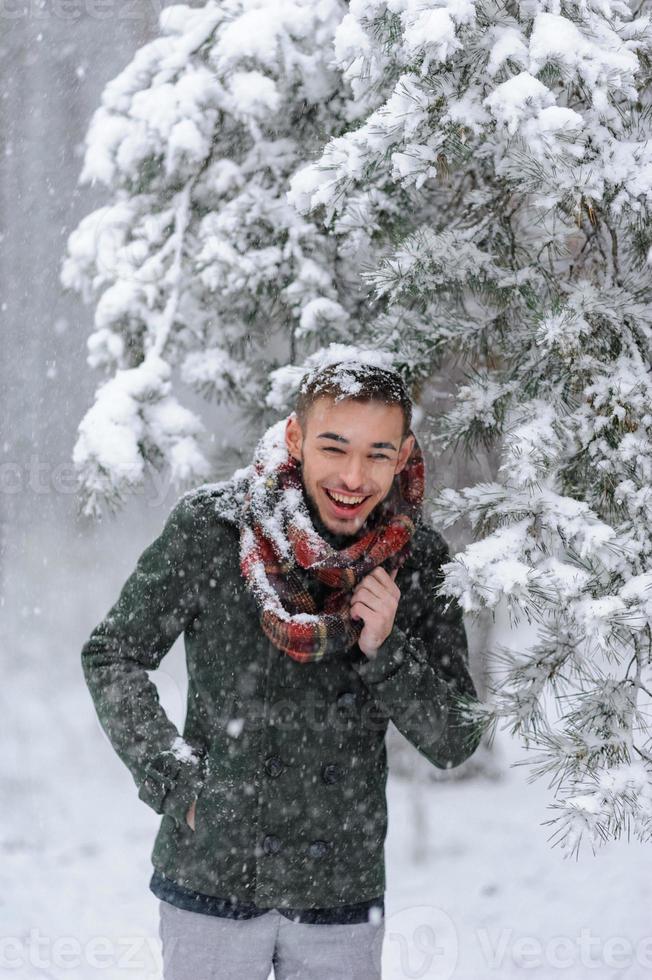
left=351, top=586, right=385, bottom=611
left=350, top=601, right=367, bottom=621
left=390, top=568, right=398, bottom=580
left=350, top=593, right=385, bottom=620
left=359, top=566, right=400, bottom=592
left=353, top=575, right=387, bottom=602
left=364, top=566, right=400, bottom=596
left=350, top=594, right=383, bottom=619
left=369, top=565, right=398, bottom=586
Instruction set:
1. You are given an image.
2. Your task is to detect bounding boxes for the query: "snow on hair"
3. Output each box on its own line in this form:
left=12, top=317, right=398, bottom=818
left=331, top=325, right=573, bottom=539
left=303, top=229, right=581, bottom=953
left=295, top=361, right=413, bottom=438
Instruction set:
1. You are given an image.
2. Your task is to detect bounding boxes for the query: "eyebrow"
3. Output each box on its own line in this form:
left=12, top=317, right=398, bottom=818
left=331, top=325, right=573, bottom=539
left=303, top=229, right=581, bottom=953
left=316, top=432, right=398, bottom=452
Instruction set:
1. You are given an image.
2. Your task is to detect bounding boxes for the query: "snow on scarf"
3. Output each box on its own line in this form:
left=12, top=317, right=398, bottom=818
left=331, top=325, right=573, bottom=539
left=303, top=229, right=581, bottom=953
left=238, top=415, right=425, bottom=663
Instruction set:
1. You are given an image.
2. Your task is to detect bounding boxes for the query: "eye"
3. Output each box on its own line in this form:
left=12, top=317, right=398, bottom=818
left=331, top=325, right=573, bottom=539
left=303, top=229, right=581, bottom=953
left=322, top=447, right=390, bottom=460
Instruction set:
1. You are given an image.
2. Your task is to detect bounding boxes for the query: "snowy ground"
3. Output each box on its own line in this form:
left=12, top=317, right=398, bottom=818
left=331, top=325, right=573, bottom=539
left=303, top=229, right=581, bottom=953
left=3, top=514, right=651, bottom=979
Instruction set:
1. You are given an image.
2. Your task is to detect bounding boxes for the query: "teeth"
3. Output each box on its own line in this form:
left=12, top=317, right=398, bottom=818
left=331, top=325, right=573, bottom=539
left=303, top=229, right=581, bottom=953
left=328, top=490, right=366, bottom=505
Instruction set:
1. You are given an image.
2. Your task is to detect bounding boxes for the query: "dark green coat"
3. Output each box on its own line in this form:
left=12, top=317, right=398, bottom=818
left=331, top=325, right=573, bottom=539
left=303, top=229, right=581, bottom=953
left=81, top=480, right=483, bottom=909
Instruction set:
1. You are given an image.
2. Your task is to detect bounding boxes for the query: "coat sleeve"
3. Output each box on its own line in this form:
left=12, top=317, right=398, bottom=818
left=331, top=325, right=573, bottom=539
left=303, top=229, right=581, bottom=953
left=80, top=493, right=208, bottom=827
left=350, top=528, right=484, bottom=770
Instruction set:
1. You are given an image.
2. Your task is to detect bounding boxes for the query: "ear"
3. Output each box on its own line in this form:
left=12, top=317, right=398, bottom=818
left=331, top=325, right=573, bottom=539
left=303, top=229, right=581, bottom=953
left=394, top=432, right=415, bottom=475
left=285, top=412, right=304, bottom=462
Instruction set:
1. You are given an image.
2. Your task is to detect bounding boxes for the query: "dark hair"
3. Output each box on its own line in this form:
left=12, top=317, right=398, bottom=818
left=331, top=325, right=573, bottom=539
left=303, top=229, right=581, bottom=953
left=295, top=361, right=413, bottom=440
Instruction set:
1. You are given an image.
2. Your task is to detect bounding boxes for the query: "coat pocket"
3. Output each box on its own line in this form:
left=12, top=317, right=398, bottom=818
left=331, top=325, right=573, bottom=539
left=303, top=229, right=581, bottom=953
left=190, top=745, right=215, bottom=835
left=190, top=729, right=258, bottom=848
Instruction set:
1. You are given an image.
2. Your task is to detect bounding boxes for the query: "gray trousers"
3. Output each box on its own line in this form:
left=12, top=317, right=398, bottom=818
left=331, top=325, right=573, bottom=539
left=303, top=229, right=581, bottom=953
left=159, top=900, right=385, bottom=980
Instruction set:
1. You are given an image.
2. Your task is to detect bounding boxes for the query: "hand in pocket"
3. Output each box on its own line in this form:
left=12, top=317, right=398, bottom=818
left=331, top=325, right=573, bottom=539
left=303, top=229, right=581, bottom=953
left=186, top=797, right=197, bottom=831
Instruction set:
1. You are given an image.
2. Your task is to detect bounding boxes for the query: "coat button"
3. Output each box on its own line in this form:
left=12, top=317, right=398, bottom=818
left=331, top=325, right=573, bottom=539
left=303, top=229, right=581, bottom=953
left=322, top=763, right=344, bottom=785
left=308, top=839, right=331, bottom=859
left=263, top=834, right=282, bottom=855
left=336, top=691, right=357, bottom=709
left=264, top=756, right=284, bottom=778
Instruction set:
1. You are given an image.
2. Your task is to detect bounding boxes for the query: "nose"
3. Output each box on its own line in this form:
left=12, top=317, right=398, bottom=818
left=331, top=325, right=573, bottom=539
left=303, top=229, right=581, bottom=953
left=339, top=455, right=366, bottom=492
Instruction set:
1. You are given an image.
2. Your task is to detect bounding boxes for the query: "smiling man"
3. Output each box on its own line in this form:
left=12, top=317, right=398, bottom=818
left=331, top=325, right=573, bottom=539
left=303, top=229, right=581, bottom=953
left=81, top=359, right=483, bottom=980
left=281, top=375, right=418, bottom=659
left=291, top=390, right=412, bottom=534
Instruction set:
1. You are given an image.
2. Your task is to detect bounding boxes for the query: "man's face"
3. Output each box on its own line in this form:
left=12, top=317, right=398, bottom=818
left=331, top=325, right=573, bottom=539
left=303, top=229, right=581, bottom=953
left=284, top=396, right=415, bottom=536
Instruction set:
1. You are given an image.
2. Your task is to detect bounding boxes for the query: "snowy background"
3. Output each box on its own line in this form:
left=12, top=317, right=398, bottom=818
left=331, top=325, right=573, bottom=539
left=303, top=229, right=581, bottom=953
left=2, top=2, right=652, bottom=979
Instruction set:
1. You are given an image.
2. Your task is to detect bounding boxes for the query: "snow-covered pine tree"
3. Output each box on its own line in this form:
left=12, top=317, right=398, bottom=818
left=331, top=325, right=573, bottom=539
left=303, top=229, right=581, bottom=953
left=289, top=0, right=652, bottom=856
left=61, top=0, right=383, bottom=518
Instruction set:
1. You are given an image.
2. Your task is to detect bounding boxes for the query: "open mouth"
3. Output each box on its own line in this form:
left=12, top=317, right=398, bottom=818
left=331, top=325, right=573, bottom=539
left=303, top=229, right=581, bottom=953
left=323, top=488, right=371, bottom=515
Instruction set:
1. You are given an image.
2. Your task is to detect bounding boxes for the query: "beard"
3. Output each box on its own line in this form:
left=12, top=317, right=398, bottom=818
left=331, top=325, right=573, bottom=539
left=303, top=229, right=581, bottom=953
left=298, top=464, right=385, bottom=541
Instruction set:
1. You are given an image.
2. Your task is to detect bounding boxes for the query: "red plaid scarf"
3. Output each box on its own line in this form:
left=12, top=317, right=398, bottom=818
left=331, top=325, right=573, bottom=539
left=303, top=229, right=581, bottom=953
left=238, top=416, right=425, bottom=663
